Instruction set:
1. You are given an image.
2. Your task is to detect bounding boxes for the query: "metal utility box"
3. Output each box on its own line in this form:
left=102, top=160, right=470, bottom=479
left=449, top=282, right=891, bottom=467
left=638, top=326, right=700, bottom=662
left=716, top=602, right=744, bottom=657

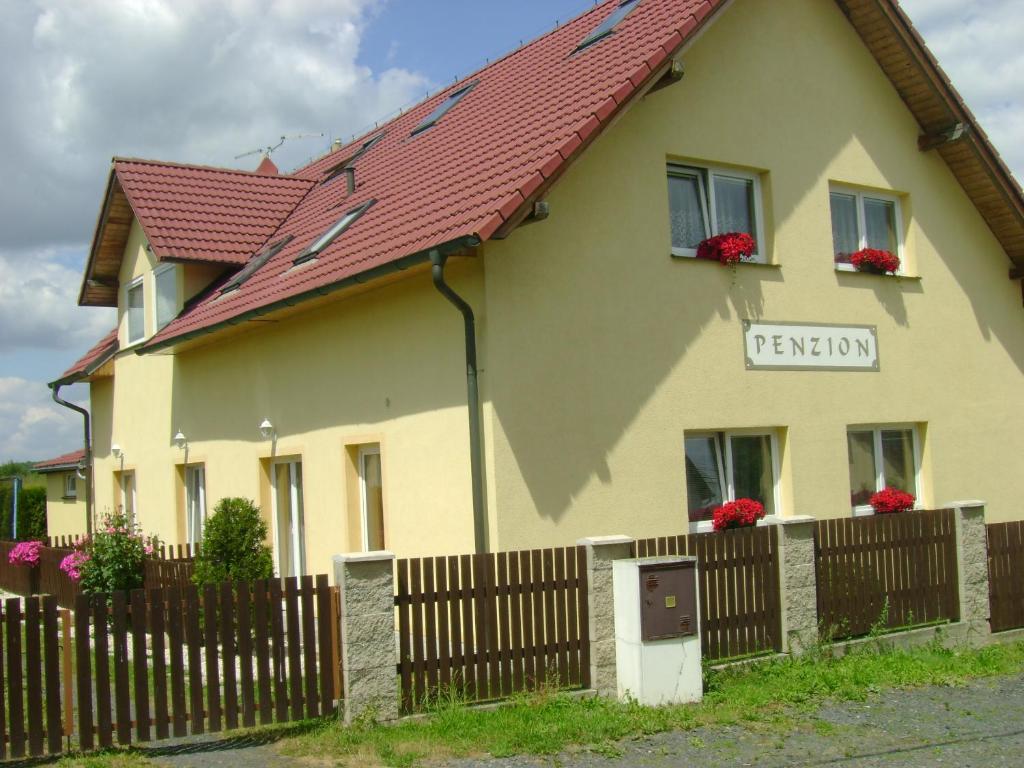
left=613, top=556, right=702, bottom=706
left=638, top=560, right=698, bottom=641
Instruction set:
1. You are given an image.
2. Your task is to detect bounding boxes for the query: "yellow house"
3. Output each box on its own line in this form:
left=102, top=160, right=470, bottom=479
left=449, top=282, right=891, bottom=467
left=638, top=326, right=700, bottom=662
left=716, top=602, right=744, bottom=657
left=50, top=0, right=1024, bottom=577
left=34, top=450, right=88, bottom=540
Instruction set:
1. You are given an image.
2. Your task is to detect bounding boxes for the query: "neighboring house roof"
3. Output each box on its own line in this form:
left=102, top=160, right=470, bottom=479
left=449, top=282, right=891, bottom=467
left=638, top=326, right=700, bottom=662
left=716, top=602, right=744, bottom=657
left=73, top=0, right=1024, bottom=352
left=51, top=327, right=119, bottom=386
left=35, top=449, right=86, bottom=474
left=79, top=161, right=314, bottom=306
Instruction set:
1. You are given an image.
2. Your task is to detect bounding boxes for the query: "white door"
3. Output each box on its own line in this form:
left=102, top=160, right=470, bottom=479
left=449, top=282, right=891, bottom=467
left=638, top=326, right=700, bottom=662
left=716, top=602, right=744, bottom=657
left=358, top=446, right=385, bottom=551
left=271, top=460, right=305, bottom=578
left=185, top=465, right=206, bottom=545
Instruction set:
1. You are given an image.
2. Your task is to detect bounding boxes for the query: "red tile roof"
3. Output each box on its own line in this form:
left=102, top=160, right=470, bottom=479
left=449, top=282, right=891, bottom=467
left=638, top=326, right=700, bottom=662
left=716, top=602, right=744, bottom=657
left=35, top=449, right=86, bottom=473
left=115, top=160, right=314, bottom=265
left=142, top=0, right=724, bottom=349
left=52, top=327, right=119, bottom=386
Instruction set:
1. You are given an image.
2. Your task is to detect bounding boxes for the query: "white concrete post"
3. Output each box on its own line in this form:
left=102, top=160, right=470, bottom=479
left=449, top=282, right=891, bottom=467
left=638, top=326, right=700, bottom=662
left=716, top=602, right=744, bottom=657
left=776, top=517, right=819, bottom=654
left=333, top=551, right=399, bottom=723
left=948, top=501, right=991, bottom=642
left=577, top=535, right=635, bottom=696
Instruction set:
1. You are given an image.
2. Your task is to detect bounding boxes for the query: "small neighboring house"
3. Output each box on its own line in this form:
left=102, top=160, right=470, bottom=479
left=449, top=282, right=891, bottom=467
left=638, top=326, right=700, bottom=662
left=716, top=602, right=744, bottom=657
left=50, top=0, right=1024, bottom=578
left=34, top=450, right=87, bottom=539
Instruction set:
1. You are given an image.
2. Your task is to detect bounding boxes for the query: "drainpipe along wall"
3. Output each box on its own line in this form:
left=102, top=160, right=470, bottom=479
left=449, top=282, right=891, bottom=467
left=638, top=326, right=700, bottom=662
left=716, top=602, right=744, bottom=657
left=430, top=248, right=488, bottom=554
left=50, top=383, right=93, bottom=537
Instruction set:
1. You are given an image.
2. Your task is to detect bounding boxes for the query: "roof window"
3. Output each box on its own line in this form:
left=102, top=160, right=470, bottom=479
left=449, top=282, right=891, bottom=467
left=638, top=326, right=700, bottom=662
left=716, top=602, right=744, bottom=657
left=293, top=200, right=376, bottom=266
left=575, top=0, right=640, bottom=52
left=322, top=133, right=385, bottom=185
left=411, top=81, right=478, bottom=136
left=220, top=236, right=294, bottom=294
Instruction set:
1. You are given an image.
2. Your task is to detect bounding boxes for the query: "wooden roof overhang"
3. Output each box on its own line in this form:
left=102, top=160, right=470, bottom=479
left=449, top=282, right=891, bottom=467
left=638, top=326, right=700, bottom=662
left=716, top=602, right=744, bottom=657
left=836, top=0, right=1024, bottom=279
left=78, top=167, right=133, bottom=307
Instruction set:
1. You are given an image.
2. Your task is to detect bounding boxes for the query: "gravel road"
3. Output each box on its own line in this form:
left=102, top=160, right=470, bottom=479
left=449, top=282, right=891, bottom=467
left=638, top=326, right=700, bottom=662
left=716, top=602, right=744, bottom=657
left=148, top=672, right=1024, bottom=767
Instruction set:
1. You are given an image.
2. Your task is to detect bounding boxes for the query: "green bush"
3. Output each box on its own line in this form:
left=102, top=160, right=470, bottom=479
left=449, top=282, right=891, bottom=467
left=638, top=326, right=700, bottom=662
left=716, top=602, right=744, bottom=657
left=78, top=511, right=160, bottom=594
left=193, top=498, right=274, bottom=586
left=0, top=485, right=47, bottom=541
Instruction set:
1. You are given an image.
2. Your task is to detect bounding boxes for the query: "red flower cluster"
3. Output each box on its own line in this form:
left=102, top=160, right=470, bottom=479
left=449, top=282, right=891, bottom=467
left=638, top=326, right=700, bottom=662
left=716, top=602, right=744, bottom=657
left=869, top=487, right=915, bottom=514
left=696, top=232, right=756, bottom=265
left=712, top=498, right=765, bottom=531
left=849, top=248, right=900, bottom=274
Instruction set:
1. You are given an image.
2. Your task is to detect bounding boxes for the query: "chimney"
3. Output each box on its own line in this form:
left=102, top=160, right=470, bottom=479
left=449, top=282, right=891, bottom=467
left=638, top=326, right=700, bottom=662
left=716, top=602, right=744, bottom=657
left=255, top=155, right=279, bottom=176
left=332, top=138, right=344, bottom=152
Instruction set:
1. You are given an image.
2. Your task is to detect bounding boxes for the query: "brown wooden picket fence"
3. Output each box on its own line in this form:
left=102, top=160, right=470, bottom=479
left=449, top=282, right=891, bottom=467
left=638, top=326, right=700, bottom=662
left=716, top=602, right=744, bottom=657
left=987, top=520, right=1024, bottom=633
left=0, top=576, right=341, bottom=759
left=394, top=546, right=590, bottom=714
left=814, top=509, right=960, bottom=640
left=631, top=525, right=782, bottom=661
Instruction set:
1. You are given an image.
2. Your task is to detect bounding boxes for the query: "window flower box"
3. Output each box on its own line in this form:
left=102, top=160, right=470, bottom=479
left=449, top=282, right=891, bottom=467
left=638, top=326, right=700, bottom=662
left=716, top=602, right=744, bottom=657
left=849, top=248, right=900, bottom=275
left=712, top=498, right=765, bottom=530
left=869, top=487, right=915, bottom=514
left=696, top=232, right=757, bottom=265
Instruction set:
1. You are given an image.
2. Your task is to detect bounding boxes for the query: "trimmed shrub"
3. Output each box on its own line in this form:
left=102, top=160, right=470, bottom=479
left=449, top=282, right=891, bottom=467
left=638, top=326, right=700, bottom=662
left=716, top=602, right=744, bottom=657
left=193, top=498, right=274, bottom=586
left=0, top=485, right=47, bottom=541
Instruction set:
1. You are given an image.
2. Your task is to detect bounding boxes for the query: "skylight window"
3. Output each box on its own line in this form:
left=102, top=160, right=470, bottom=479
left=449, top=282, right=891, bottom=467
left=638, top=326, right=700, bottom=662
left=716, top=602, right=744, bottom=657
left=411, top=81, right=478, bottom=136
left=321, top=133, right=385, bottom=184
left=220, top=235, right=294, bottom=295
left=575, top=0, right=640, bottom=51
left=293, top=200, right=376, bottom=266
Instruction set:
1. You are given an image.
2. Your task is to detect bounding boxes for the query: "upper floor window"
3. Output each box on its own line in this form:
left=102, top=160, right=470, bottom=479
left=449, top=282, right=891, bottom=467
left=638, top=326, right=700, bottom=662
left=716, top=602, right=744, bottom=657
left=154, top=264, right=177, bottom=331
left=684, top=429, right=780, bottom=524
left=847, top=425, right=920, bottom=512
left=668, top=163, right=765, bottom=262
left=830, top=185, right=903, bottom=272
left=126, top=277, right=145, bottom=344
left=64, top=474, right=77, bottom=498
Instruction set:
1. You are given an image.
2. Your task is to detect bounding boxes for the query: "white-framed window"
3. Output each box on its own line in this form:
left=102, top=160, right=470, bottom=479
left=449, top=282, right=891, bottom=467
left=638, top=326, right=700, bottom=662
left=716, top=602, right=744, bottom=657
left=667, top=163, right=766, bottom=262
left=684, top=430, right=781, bottom=525
left=271, top=459, right=305, bottom=578
left=119, top=471, right=137, bottom=525
left=185, top=464, right=206, bottom=546
left=358, top=445, right=385, bottom=551
left=64, top=473, right=77, bottom=498
left=154, top=264, right=178, bottom=331
left=829, top=185, right=904, bottom=271
left=126, top=277, right=145, bottom=344
left=847, top=425, right=920, bottom=513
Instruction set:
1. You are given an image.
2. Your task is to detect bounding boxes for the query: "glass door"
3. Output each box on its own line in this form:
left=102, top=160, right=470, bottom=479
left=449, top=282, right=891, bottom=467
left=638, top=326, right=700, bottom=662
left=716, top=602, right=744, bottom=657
left=120, top=472, right=136, bottom=525
left=185, top=465, right=206, bottom=546
left=358, top=446, right=385, bottom=551
left=272, top=460, right=305, bottom=578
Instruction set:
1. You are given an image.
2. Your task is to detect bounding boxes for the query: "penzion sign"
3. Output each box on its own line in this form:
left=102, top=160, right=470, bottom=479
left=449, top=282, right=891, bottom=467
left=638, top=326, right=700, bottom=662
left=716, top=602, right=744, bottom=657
left=742, top=320, right=879, bottom=371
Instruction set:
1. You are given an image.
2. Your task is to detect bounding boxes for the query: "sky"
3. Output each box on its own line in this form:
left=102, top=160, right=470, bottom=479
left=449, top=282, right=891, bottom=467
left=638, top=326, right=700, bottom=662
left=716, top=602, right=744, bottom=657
left=0, top=0, right=1020, bottom=462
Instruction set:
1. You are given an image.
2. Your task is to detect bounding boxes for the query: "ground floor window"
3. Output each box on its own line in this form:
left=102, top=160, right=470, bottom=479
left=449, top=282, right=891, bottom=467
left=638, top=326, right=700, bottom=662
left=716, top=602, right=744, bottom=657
left=847, top=426, right=919, bottom=511
left=116, top=471, right=137, bottom=524
left=358, top=445, right=385, bottom=551
left=271, top=459, right=305, bottom=578
left=684, top=430, right=780, bottom=523
left=185, top=464, right=206, bottom=546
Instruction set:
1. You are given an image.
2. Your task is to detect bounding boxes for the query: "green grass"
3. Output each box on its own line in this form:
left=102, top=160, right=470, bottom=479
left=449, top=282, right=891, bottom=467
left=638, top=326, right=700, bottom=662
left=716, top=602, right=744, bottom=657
left=52, top=639, right=1024, bottom=768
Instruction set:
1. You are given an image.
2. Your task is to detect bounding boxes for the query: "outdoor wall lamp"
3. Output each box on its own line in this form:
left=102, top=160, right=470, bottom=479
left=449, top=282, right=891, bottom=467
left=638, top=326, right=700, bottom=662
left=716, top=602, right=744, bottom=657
left=258, top=419, right=275, bottom=440
left=173, top=430, right=187, bottom=450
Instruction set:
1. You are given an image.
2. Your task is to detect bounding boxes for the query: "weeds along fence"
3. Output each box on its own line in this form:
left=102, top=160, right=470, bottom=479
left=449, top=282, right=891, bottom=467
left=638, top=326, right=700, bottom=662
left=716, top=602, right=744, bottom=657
left=987, top=520, right=1024, bottom=633
left=0, top=576, right=341, bottom=759
left=814, top=509, right=960, bottom=640
left=394, top=546, right=590, bottom=714
left=631, top=525, right=782, bottom=662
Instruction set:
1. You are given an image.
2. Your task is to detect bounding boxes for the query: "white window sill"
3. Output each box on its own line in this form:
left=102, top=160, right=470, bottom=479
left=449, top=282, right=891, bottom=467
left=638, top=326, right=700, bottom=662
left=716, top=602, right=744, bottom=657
left=671, top=251, right=778, bottom=268
left=687, top=514, right=781, bottom=534
left=834, top=264, right=920, bottom=280
left=851, top=505, right=924, bottom=517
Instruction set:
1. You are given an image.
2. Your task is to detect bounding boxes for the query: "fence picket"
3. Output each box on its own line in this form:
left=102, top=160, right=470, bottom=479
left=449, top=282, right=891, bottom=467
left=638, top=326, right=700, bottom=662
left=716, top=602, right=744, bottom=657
left=184, top=586, right=205, bottom=736
left=300, top=575, right=318, bottom=720
left=92, top=595, right=112, bottom=749
left=167, top=588, right=188, bottom=737
left=283, top=577, right=302, bottom=722
left=74, top=595, right=92, bottom=751
left=315, top=576, right=336, bottom=715
left=43, top=597, right=62, bottom=755
left=150, top=588, right=169, bottom=740
left=268, top=579, right=287, bottom=723
left=235, top=581, right=254, bottom=728
left=253, top=580, right=273, bottom=725
left=220, top=582, right=239, bottom=730
left=129, top=590, right=151, bottom=742
left=111, top=591, right=132, bottom=745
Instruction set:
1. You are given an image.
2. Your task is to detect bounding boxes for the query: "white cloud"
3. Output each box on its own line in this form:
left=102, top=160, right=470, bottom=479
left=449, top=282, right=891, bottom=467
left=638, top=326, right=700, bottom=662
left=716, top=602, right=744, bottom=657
left=0, top=378, right=86, bottom=462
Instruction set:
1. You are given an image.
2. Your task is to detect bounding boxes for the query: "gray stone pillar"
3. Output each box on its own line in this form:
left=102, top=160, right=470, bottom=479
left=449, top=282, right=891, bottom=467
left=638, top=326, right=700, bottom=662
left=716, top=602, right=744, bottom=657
left=334, top=551, right=399, bottom=724
left=577, top=535, right=635, bottom=696
left=948, top=501, right=990, bottom=642
left=776, top=517, right=818, bottom=654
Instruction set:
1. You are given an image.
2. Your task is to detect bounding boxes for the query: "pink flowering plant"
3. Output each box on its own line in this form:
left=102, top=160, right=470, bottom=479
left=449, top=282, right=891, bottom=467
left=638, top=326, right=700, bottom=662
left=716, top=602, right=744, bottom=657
left=72, top=512, right=161, bottom=594
left=8, top=540, right=44, bottom=567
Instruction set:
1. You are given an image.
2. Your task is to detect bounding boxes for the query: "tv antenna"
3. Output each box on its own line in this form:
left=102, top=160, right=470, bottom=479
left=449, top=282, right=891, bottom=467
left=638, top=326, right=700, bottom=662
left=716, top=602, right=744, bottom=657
left=234, top=132, right=324, bottom=160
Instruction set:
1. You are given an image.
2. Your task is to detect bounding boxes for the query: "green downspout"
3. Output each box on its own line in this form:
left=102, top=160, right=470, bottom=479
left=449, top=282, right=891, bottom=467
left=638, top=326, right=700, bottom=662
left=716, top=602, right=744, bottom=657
left=50, top=383, right=93, bottom=537
left=430, top=248, right=488, bottom=554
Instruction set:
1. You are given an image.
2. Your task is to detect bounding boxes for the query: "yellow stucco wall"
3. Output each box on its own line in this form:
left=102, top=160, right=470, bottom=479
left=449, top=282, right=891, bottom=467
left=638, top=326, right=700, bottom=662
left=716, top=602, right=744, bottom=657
left=82, top=0, right=1024, bottom=567
left=482, top=0, right=1024, bottom=549
left=44, top=472, right=87, bottom=540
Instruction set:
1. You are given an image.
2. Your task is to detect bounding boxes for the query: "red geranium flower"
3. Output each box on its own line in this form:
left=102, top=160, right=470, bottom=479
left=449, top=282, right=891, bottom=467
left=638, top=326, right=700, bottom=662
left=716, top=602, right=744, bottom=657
left=712, top=498, right=765, bottom=531
left=849, top=248, right=900, bottom=274
left=869, top=487, right=915, bottom=514
left=696, top=232, right=756, bottom=265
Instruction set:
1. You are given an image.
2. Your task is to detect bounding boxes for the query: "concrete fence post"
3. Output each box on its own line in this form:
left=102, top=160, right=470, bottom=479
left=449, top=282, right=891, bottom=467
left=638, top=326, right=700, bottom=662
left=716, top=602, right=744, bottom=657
left=333, top=551, right=399, bottom=724
left=947, top=500, right=990, bottom=643
left=577, top=535, right=635, bottom=696
left=775, top=516, right=819, bottom=654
